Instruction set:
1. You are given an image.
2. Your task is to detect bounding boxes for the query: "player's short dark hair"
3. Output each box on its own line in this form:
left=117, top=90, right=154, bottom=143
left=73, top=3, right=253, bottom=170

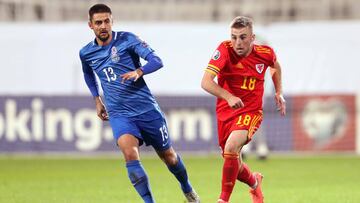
left=88, top=4, right=112, bottom=21
left=230, top=16, right=253, bottom=30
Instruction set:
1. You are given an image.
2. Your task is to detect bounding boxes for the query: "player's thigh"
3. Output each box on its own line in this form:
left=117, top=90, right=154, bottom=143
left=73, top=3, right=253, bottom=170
left=117, top=134, right=141, bottom=161
left=224, top=130, right=249, bottom=153
left=137, top=116, right=172, bottom=151
left=109, top=116, right=144, bottom=147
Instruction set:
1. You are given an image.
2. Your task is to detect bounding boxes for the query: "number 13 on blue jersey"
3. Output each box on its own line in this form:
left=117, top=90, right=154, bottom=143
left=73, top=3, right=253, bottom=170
left=103, top=67, right=117, bottom=82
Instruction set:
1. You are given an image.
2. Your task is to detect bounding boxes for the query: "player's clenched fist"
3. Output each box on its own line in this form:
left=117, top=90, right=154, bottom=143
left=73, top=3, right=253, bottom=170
left=226, top=95, right=244, bottom=109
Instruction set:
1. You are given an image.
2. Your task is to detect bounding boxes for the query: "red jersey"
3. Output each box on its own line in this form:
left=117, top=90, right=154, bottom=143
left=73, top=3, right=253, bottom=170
left=206, top=41, right=277, bottom=121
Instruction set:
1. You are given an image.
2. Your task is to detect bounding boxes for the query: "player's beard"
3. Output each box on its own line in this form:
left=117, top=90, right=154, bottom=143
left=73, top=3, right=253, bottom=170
left=97, top=31, right=110, bottom=42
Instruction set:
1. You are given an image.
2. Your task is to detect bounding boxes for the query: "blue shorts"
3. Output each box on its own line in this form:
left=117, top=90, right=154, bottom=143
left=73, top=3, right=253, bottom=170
left=109, top=110, right=172, bottom=151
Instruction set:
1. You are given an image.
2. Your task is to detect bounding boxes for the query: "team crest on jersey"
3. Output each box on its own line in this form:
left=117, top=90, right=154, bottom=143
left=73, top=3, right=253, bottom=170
left=111, top=46, right=120, bottom=62
left=255, top=64, right=265, bottom=74
left=212, top=50, right=221, bottom=60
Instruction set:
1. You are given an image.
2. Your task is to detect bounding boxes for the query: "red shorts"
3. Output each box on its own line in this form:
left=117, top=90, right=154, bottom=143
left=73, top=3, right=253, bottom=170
left=217, top=110, right=263, bottom=151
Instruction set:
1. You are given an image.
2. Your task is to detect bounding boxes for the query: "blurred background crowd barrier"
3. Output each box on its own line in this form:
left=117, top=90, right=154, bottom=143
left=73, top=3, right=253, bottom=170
left=0, top=0, right=359, bottom=154
left=0, top=95, right=357, bottom=153
left=1, top=0, right=360, bottom=23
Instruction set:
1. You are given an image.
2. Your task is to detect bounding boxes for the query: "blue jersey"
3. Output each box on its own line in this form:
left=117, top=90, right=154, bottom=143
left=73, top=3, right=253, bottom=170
left=79, top=31, right=161, bottom=119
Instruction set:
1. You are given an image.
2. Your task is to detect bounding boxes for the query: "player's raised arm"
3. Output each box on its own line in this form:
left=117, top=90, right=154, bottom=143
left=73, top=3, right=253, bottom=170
left=201, top=71, right=244, bottom=109
left=121, top=51, right=163, bottom=83
left=270, top=60, right=286, bottom=116
left=140, top=52, right=163, bottom=75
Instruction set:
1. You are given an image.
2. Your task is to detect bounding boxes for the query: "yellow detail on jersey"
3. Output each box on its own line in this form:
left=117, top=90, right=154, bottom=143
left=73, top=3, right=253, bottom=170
left=257, top=51, right=271, bottom=54
left=248, top=115, right=262, bottom=136
left=248, top=77, right=256, bottom=90
left=205, top=68, right=218, bottom=75
left=236, top=114, right=261, bottom=129
left=223, top=40, right=233, bottom=48
left=255, top=46, right=270, bottom=51
left=255, top=46, right=271, bottom=54
left=208, top=64, right=220, bottom=71
left=241, top=76, right=257, bottom=91
left=236, top=115, right=243, bottom=126
left=236, top=62, right=244, bottom=69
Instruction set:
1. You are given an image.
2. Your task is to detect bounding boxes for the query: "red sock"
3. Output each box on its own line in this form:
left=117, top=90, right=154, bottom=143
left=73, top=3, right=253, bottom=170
left=237, top=162, right=256, bottom=187
left=219, top=153, right=239, bottom=201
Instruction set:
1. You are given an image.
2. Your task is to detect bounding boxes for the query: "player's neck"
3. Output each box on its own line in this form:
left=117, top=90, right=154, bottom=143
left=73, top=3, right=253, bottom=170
left=96, top=34, right=113, bottom=46
left=244, top=44, right=254, bottom=57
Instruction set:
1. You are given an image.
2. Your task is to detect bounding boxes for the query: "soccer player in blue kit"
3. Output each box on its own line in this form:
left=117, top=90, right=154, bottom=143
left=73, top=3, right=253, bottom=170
left=79, top=4, right=200, bottom=203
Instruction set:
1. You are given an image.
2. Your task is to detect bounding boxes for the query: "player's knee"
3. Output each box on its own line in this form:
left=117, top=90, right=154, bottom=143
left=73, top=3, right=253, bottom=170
left=164, top=154, right=178, bottom=166
left=224, top=143, right=243, bottom=154
left=163, top=152, right=178, bottom=166
left=225, top=136, right=248, bottom=153
left=157, top=147, right=178, bottom=166
left=122, top=149, right=139, bottom=161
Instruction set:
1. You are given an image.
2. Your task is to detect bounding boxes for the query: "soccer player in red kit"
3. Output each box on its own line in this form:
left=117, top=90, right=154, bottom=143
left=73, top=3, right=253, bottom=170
left=201, top=16, right=286, bottom=203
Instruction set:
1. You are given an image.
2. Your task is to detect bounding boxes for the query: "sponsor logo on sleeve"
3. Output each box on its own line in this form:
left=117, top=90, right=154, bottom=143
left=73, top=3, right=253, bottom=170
left=212, top=50, right=221, bottom=60
left=136, top=36, right=149, bottom=48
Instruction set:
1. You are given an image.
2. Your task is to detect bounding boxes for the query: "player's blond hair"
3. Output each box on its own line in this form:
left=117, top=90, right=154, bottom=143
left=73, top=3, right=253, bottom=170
left=230, top=16, right=253, bottom=31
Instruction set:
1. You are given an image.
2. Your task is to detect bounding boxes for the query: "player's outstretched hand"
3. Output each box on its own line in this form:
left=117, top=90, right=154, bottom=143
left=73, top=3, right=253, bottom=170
left=121, top=68, right=144, bottom=83
left=227, top=95, right=244, bottom=109
left=275, top=94, right=286, bottom=116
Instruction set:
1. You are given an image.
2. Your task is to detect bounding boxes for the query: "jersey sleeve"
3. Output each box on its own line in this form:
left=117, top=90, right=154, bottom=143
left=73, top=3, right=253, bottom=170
left=139, top=52, right=163, bottom=75
left=254, top=44, right=277, bottom=66
left=126, top=32, right=154, bottom=59
left=79, top=50, right=99, bottom=97
left=268, top=46, right=277, bottom=66
left=205, top=42, right=229, bottom=76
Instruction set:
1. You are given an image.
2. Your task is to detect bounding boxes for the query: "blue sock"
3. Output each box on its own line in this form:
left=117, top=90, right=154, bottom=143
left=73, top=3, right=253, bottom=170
left=126, top=160, right=154, bottom=203
left=167, top=155, right=193, bottom=193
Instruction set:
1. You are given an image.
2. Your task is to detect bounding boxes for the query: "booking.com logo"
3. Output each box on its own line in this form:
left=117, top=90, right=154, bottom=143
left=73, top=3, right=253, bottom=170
left=0, top=98, right=214, bottom=151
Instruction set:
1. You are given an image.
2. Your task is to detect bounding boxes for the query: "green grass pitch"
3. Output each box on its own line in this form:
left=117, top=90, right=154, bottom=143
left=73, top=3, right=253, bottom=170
left=0, top=155, right=359, bottom=203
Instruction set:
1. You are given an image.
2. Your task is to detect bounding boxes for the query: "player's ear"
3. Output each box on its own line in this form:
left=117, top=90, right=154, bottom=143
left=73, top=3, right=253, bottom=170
left=251, top=34, right=256, bottom=42
left=88, top=21, right=93, bottom=29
